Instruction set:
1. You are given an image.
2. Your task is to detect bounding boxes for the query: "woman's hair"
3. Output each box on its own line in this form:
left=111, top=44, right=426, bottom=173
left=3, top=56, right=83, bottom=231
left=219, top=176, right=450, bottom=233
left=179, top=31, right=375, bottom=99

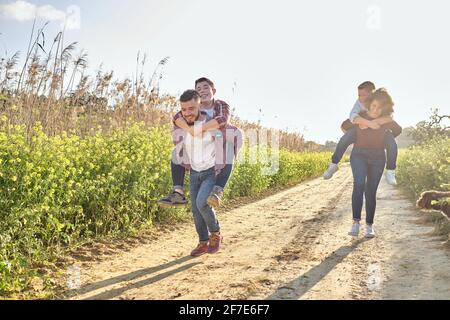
left=367, top=88, right=395, bottom=116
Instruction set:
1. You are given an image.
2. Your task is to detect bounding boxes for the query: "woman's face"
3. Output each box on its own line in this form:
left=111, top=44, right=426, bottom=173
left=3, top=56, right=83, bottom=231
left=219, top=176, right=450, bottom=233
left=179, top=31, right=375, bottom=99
left=368, top=99, right=383, bottom=118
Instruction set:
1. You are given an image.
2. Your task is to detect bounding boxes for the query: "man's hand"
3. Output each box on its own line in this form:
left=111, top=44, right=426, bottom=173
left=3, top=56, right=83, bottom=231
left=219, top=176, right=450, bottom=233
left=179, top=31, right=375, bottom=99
left=359, top=124, right=369, bottom=130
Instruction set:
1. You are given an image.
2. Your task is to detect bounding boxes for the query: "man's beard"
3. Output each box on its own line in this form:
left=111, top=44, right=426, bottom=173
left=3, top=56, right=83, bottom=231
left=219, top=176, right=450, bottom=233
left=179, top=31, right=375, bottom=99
left=185, top=113, right=200, bottom=125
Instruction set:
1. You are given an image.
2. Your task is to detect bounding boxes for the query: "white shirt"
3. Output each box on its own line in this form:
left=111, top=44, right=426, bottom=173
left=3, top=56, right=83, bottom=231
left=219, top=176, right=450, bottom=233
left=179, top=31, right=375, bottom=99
left=349, top=99, right=369, bottom=122
left=184, top=121, right=216, bottom=172
left=202, top=107, right=214, bottom=118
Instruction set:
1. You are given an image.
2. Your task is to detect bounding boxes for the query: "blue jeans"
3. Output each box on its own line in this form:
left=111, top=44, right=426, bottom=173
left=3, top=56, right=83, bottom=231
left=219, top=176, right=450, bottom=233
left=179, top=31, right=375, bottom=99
left=171, top=148, right=233, bottom=191
left=350, top=148, right=386, bottom=225
left=190, top=167, right=221, bottom=242
left=332, top=127, right=398, bottom=170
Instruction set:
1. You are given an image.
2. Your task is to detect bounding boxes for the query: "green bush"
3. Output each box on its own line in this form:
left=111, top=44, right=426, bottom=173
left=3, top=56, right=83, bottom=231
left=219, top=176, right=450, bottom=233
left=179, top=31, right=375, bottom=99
left=397, top=137, right=450, bottom=199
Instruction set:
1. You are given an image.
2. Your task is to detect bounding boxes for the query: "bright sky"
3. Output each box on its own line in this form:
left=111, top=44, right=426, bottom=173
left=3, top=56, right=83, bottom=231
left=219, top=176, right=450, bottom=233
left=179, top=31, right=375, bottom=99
left=1, top=0, right=449, bottom=143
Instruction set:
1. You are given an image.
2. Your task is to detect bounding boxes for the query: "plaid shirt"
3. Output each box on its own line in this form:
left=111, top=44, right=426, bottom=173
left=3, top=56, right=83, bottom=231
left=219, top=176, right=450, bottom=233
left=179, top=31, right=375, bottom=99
left=172, top=111, right=243, bottom=174
left=172, top=99, right=231, bottom=128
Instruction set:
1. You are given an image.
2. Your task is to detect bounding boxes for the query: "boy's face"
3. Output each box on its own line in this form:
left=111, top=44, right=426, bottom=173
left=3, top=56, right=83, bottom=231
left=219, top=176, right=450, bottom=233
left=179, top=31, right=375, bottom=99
left=368, top=99, right=383, bottom=119
left=358, top=88, right=372, bottom=104
left=196, top=81, right=216, bottom=104
left=181, top=99, right=200, bottom=124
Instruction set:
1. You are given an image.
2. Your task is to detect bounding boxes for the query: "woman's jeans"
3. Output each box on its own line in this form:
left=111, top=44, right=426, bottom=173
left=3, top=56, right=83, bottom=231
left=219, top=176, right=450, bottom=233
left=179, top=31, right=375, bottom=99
left=190, top=167, right=221, bottom=242
left=332, top=127, right=398, bottom=170
left=350, top=148, right=386, bottom=225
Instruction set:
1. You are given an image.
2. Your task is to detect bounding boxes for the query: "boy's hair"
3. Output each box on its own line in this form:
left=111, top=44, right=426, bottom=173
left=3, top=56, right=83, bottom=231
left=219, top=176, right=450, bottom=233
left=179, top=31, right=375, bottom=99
left=195, top=77, right=215, bottom=89
left=180, top=90, right=201, bottom=102
left=358, top=81, right=376, bottom=92
left=368, top=88, right=395, bottom=116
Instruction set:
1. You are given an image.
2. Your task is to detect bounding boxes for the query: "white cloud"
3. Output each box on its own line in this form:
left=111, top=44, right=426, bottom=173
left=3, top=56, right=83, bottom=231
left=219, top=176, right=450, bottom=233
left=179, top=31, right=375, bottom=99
left=0, top=0, right=36, bottom=22
left=0, top=1, right=80, bottom=30
left=37, top=4, right=66, bottom=21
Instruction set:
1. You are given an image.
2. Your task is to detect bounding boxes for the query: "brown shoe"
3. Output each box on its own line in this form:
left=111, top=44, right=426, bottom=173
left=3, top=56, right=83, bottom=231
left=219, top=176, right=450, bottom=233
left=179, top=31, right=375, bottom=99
left=190, top=242, right=209, bottom=257
left=207, top=232, right=223, bottom=254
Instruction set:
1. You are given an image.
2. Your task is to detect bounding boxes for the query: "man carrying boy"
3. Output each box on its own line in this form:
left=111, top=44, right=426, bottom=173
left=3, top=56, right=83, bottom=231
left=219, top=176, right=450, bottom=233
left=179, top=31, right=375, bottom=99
left=173, top=90, right=225, bottom=256
left=158, top=77, right=239, bottom=208
left=323, top=81, right=399, bottom=185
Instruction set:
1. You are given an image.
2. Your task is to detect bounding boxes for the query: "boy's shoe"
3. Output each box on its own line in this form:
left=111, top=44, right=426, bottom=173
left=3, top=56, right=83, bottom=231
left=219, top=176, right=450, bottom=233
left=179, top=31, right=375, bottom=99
left=190, top=242, right=209, bottom=257
left=365, top=225, right=376, bottom=238
left=386, top=170, right=397, bottom=186
left=207, top=186, right=224, bottom=208
left=348, top=223, right=360, bottom=236
left=158, top=190, right=187, bottom=208
left=323, top=163, right=339, bottom=180
left=207, top=232, right=223, bottom=254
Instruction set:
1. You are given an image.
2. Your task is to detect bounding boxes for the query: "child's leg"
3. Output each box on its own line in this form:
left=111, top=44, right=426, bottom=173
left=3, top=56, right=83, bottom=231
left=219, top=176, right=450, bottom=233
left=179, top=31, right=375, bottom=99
left=384, top=132, right=398, bottom=170
left=332, top=127, right=357, bottom=164
left=158, top=149, right=188, bottom=207
left=324, top=126, right=356, bottom=179
left=171, top=160, right=186, bottom=192
left=214, top=164, right=233, bottom=191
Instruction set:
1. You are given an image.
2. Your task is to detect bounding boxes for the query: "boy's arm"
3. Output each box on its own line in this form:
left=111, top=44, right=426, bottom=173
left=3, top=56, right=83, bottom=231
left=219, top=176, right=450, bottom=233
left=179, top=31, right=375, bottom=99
left=212, top=100, right=231, bottom=129
left=353, top=115, right=381, bottom=130
left=349, top=100, right=363, bottom=123
left=199, top=100, right=232, bottom=132
left=174, top=116, right=197, bottom=137
left=373, top=115, right=394, bottom=126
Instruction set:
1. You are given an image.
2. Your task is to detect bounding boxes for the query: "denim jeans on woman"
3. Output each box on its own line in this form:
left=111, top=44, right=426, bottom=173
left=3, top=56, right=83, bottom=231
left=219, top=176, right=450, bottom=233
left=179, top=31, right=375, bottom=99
left=350, top=148, right=386, bottom=225
left=332, top=127, right=398, bottom=170
left=190, top=167, right=221, bottom=242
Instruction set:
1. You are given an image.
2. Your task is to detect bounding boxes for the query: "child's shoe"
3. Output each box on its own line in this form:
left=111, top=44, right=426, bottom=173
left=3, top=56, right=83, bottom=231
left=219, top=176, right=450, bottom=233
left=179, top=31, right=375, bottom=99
left=386, top=170, right=397, bottom=186
left=158, top=190, right=187, bottom=208
left=323, top=163, right=339, bottom=180
left=207, top=186, right=224, bottom=208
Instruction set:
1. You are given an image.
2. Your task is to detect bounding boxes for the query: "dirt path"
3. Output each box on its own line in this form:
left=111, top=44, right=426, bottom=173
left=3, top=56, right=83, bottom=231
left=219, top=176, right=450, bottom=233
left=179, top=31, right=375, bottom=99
left=65, top=165, right=450, bottom=300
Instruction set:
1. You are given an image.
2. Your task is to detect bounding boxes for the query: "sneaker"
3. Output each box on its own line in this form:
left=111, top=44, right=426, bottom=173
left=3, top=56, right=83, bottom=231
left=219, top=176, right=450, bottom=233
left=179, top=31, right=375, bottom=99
left=386, top=170, right=397, bottom=186
left=158, top=190, right=187, bottom=208
left=323, top=163, right=339, bottom=180
left=365, top=225, right=376, bottom=238
left=190, top=242, right=209, bottom=257
left=207, top=186, right=224, bottom=208
left=207, top=232, right=223, bottom=254
left=348, top=223, right=360, bottom=236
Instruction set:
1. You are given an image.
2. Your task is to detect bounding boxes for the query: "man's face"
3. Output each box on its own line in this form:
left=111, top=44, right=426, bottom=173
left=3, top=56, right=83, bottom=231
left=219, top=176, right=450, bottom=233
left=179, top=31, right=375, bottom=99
left=358, top=89, right=372, bottom=104
left=181, top=98, right=200, bottom=124
left=196, top=81, right=216, bottom=104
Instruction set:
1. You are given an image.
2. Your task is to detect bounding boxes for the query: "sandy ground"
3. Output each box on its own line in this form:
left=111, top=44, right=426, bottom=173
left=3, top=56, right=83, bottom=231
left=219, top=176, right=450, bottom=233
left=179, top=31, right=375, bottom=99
left=63, top=165, right=450, bottom=300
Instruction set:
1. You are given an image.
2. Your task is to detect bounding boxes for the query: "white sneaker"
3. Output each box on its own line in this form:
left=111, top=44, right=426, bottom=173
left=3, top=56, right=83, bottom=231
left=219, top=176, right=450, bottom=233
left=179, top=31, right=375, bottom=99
left=323, top=163, right=339, bottom=180
left=365, top=225, right=376, bottom=238
left=386, top=170, right=397, bottom=186
left=348, top=223, right=360, bottom=236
